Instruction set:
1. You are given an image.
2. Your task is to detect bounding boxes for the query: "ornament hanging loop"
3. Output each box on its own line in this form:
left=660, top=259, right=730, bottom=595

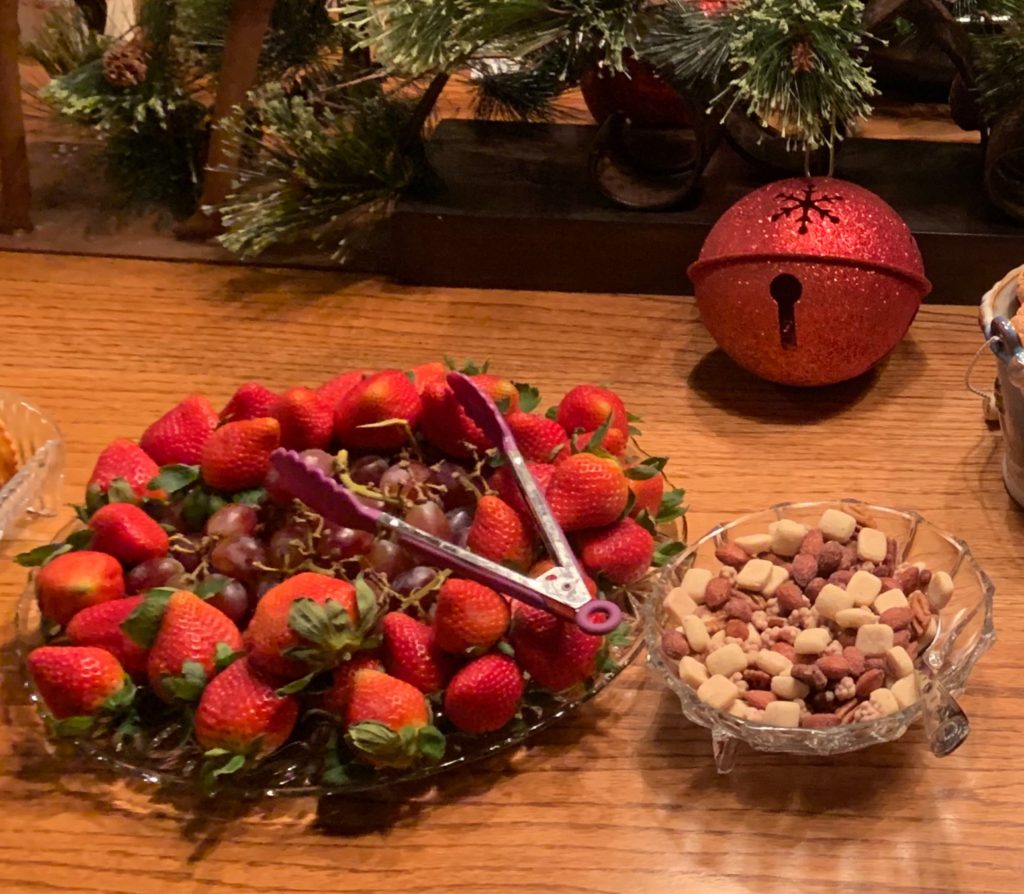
left=964, top=336, right=1000, bottom=423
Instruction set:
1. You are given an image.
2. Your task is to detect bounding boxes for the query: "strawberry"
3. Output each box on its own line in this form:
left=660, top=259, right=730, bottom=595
left=334, top=370, right=422, bottom=450
left=409, top=361, right=447, bottom=394
left=220, top=382, right=278, bottom=422
left=419, top=380, right=491, bottom=459
left=323, top=652, right=385, bottom=717
left=87, top=438, right=161, bottom=500
left=627, top=470, right=664, bottom=518
left=466, top=495, right=534, bottom=571
left=140, top=395, right=219, bottom=466
left=89, top=503, right=169, bottom=566
left=443, top=654, right=524, bottom=734
left=66, top=595, right=148, bottom=681
left=27, top=646, right=132, bottom=719
left=472, top=373, right=519, bottom=414
left=545, top=452, right=629, bottom=532
left=246, top=572, right=372, bottom=680
left=381, top=612, right=454, bottom=693
left=147, top=590, right=244, bottom=702
left=195, top=658, right=299, bottom=757
left=270, top=386, right=333, bottom=451
left=317, top=369, right=370, bottom=410
left=570, top=426, right=628, bottom=456
left=506, top=412, right=569, bottom=463
left=529, top=558, right=598, bottom=598
left=508, top=603, right=603, bottom=691
left=35, top=550, right=125, bottom=627
left=345, top=669, right=445, bottom=768
left=432, top=578, right=510, bottom=655
left=200, top=417, right=280, bottom=492
left=487, top=461, right=554, bottom=518
left=556, top=385, right=628, bottom=436
left=576, top=517, right=655, bottom=585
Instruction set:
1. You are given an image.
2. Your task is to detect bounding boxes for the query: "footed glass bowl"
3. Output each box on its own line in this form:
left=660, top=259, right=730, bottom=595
left=0, top=390, right=63, bottom=540
left=15, top=522, right=651, bottom=799
left=644, top=500, right=995, bottom=773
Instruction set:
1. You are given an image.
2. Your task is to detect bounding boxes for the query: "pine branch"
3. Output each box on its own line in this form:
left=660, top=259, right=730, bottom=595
left=472, top=42, right=579, bottom=122
left=23, top=1, right=109, bottom=77
left=973, top=0, right=1024, bottom=122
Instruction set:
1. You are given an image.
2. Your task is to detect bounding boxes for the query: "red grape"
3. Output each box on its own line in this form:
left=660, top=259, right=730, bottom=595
left=267, top=525, right=308, bottom=568
left=367, top=540, right=413, bottom=578
left=210, top=534, right=266, bottom=581
left=446, top=507, right=473, bottom=547
left=317, top=522, right=374, bottom=563
left=169, top=535, right=204, bottom=573
left=392, top=565, right=440, bottom=595
left=206, top=503, right=258, bottom=538
left=405, top=501, right=452, bottom=540
left=265, top=449, right=335, bottom=504
left=126, top=556, right=186, bottom=594
left=380, top=461, right=430, bottom=501
left=206, top=578, right=249, bottom=624
left=431, top=461, right=477, bottom=510
left=350, top=455, right=389, bottom=487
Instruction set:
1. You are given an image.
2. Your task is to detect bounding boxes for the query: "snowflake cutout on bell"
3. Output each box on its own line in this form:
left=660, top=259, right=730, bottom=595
left=688, top=177, right=932, bottom=386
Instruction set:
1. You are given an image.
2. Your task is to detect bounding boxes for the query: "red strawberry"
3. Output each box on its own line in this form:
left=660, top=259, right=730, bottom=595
left=147, top=590, right=244, bottom=702
left=271, top=386, right=333, bottom=451
left=409, top=362, right=447, bottom=394
left=195, top=658, right=299, bottom=757
left=529, top=558, right=598, bottom=597
left=381, top=612, right=454, bottom=693
left=466, top=495, right=534, bottom=571
left=87, top=438, right=161, bottom=499
left=27, top=646, right=132, bottom=719
left=345, top=669, right=444, bottom=768
left=66, top=595, right=148, bottom=680
left=200, top=417, right=280, bottom=492
left=140, top=395, right=219, bottom=466
left=556, top=385, right=628, bottom=436
left=472, top=374, right=519, bottom=414
left=570, top=425, right=628, bottom=456
left=487, top=461, right=554, bottom=518
left=36, top=550, right=125, bottom=626
left=433, top=578, right=510, bottom=655
left=317, top=369, right=371, bottom=409
left=506, top=412, right=569, bottom=463
left=509, top=603, right=603, bottom=691
left=576, top=517, right=655, bottom=584
left=89, top=503, right=169, bottom=566
left=323, top=652, right=385, bottom=717
left=443, top=654, right=524, bottom=734
left=334, top=370, right=422, bottom=450
left=220, top=382, right=278, bottom=422
left=545, top=453, right=629, bottom=532
left=628, top=471, right=664, bottom=518
left=246, top=572, right=363, bottom=680
left=419, top=380, right=491, bottom=459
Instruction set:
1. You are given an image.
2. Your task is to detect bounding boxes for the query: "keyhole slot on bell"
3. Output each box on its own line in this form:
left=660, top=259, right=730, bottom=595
left=770, top=273, right=802, bottom=350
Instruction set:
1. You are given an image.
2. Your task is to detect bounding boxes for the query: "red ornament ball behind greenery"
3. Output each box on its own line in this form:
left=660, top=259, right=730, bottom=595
left=580, top=54, right=694, bottom=130
left=688, top=177, right=932, bottom=387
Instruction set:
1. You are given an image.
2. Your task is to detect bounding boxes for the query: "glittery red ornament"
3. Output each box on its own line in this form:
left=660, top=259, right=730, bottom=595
left=688, top=177, right=932, bottom=386
left=580, top=54, right=694, bottom=129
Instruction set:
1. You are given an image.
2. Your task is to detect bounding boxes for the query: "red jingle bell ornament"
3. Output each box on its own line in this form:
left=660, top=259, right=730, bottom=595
left=688, top=177, right=932, bottom=386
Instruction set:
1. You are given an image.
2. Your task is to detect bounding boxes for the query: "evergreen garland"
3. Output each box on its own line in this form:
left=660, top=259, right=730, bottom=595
left=973, top=0, right=1024, bottom=122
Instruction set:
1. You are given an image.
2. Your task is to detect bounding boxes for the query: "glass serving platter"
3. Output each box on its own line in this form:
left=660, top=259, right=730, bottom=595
left=644, top=500, right=995, bottom=773
left=15, top=519, right=667, bottom=798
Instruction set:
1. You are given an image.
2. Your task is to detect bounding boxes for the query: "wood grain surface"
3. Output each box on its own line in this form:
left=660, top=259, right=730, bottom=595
left=0, top=250, right=1020, bottom=894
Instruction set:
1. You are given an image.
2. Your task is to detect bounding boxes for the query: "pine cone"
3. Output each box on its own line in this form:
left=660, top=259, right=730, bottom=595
left=102, top=38, right=149, bottom=89
left=790, top=41, right=815, bottom=75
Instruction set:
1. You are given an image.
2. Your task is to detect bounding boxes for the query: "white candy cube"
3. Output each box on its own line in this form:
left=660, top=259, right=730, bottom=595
left=763, top=565, right=791, bottom=597
left=815, top=584, right=855, bottom=621
left=770, top=520, right=808, bottom=557
left=664, top=587, right=699, bottom=626
left=697, top=674, right=739, bottom=710
left=856, top=623, right=895, bottom=657
left=681, top=567, right=713, bottom=604
left=679, top=655, right=709, bottom=689
left=763, top=700, right=801, bottom=727
left=927, top=570, right=955, bottom=611
left=857, top=527, right=888, bottom=563
left=869, top=687, right=900, bottom=716
left=891, top=674, right=921, bottom=709
left=683, top=615, right=710, bottom=653
left=735, top=558, right=774, bottom=592
left=835, top=607, right=877, bottom=629
left=706, top=643, right=747, bottom=678
left=755, top=649, right=792, bottom=676
left=885, top=646, right=914, bottom=680
left=734, top=533, right=772, bottom=555
left=794, top=627, right=832, bottom=654
left=874, top=588, right=909, bottom=614
left=771, top=675, right=810, bottom=700
left=820, top=508, right=857, bottom=543
left=847, top=570, right=883, bottom=606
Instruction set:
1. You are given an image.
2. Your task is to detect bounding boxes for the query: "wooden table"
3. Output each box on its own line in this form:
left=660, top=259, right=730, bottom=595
left=0, top=250, right=1019, bottom=894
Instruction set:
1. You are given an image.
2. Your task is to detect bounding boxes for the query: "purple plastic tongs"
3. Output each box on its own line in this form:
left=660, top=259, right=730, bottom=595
left=268, top=372, right=622, bottom=635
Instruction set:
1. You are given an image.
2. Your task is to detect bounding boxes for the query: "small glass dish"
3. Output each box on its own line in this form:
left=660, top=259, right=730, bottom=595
left=0, top=390, right=64, bottom=540
left=643, top=500, right=995, bottom=773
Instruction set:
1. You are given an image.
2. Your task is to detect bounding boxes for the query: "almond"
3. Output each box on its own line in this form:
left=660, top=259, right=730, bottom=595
left=724, top=597, right=753, bottom=623
left=791, top=553, right=818, bottom=588
left=791, top=663, right=828, bottom=690
left=800, top=528, right=825, bottom=557
left=743, top=669, right=772, bottom=690
left=879, top=606, right=914, bottom=631
left=771, top=642, right=797, bottom=663
left=715, top=543, right=748, bottom=569
left=816, top=655, right=851, bottom=681
left=801, top=713, right=841, bottom=729
left=725, top=619, right=749, bottom=639
left=854, top=667, right=885, bottom=698
left=704, top=577, right=732, bottom=610
left=661, top=629, right=689, bottom=660
left=843, top=646, right=866, bottom=677
left=893, top=565, right=920, bottom=595
left=817, top=541, right=843, bottom=576
left=742, top=690, right=777, bottom=710
left=775, top=581, right=806, bottom=614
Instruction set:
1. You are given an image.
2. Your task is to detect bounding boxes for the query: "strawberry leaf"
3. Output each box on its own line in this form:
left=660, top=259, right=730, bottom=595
left=417, top=725, right=446, bottom=763
left=634, top=509, right=657, bottom=536
left=52, top=715, right=95, bottom=737
left=404, top=370, right=416, bottom=383
left=195, top=575, right=230, bottom=598
left=584, top=412, right=614, bottom=454
left=607, top=620, right=633, bottom=648
left=214, top=754, right=246, bottom=776
left=544, top=405, right=559, bottom=421
left=107, top=478, right=137, bottom=504
left=85, top=484, right=106, bottom=516
left=619, top=488, right=637, bottom=522
left=72, top=502, right=90, bottom=523
left=232, top=487, right=266, bottom=506
left=346, top=720, right=410, bottom=766
left=547, top=443, right=566, bottom=463
left=514, top=382, right=541, bottom=413
left=652, top=541, right=685, bottom=567
left=625, top=457, right=667, bottom=480
left=497, top=640, right=515, bottom=657
left=120, top=588, right=175, bottom=647
left=102, top=678, right=137, bottom=713
left=66, top=529, right=93, bottom=550
left=214, top=642, right=243, bottom=671
left=150, top=464, right=200, bottom=494
left=354, top=576, right=380, bottom=629
left=15, top=542, right=71, bottom=567
left=494, top=396, right=511, bottom=414
left=275, top=671, right=317, bottom=696
left=627, top=412, right=643, bottom=423
left=163, top=661, right=208, bottom=702
left=656, top=488, right=687, bottom=524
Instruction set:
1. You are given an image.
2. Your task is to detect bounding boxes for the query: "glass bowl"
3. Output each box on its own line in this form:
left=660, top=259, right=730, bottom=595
left=0, top=390, right=64, bottom=540
left=15, top=521, right=653, bottom=798
left=643, top=500, right=995, bottom=773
